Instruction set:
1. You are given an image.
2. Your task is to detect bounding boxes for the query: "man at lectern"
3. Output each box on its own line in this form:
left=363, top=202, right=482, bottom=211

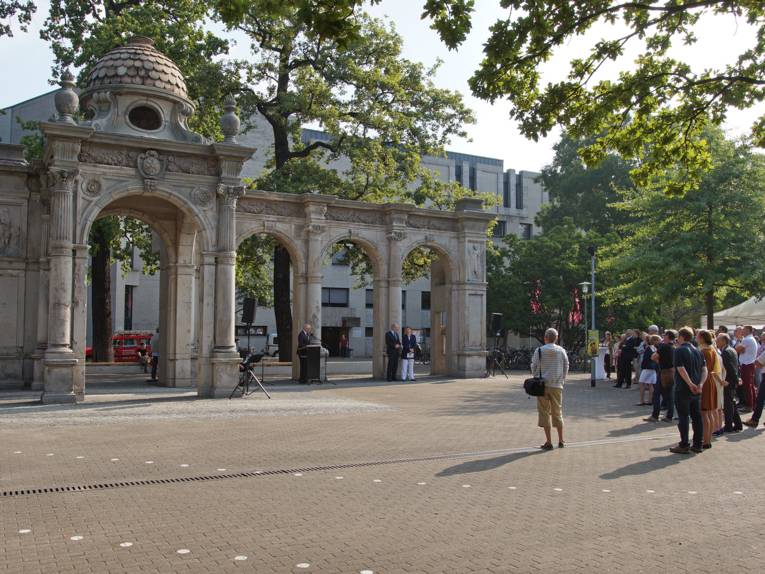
left=297, top=323, right=312, bottom=384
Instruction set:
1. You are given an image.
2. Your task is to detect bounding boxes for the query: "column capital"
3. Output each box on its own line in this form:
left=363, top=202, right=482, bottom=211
left=46, top=168, right=79, bottom=192
left=217, top=183, right=246, bottom=208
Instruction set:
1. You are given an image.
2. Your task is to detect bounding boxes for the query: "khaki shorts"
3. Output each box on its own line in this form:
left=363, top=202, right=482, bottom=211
left=537, top=387, right=563, bottom=429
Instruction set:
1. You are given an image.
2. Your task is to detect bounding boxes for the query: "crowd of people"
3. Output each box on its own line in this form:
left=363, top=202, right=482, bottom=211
left=603, top=324, right=765, bottom=453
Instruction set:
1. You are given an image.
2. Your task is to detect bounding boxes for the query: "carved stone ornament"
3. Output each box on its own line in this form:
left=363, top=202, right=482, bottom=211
left=387, top=229, right=407, bottom=242
left=54, top=70, right=79, bottom=124
left=78, top=144, right=218, bottom=176
left=217, top=184, right=246, bottom=207
left=144, top=179, right=158, bottom=193
left=220, top=94, right=240, bottom=144
left=468, top=242, right=485, bottom=282
left=81, top=177, right=103, bottom=198
left=326, top=206, right=384, bottom=226
left=406, top=214, right=456, bottom=232
left=137, top=150, right=166, bottom=179
left=237, top=199, right=302, bottom=218
left=79, top=144, right=139, bottom=168
left=46, top=168, right=79, bottom=192
left=191, top=186, right=215, bottom=208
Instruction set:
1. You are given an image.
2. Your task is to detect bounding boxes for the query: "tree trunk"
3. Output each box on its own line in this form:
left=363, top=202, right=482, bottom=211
left=274, top=245, right=292, bottom=362
left=91, top=224, right=113, bottom=362
left=705, top=289, right=715, bottom=330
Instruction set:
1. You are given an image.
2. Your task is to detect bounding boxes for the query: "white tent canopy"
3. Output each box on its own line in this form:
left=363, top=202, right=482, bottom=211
left=702, top=297, right=765, bottom=329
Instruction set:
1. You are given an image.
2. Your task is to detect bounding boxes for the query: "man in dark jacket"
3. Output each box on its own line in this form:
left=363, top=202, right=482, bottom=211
left=717, top=332, right=742, bottom=432
left=385, top=323, right=402, bottom=381
left=614, top=330, right=638, bottom=388
left=297, top=323, right=312, bottom=384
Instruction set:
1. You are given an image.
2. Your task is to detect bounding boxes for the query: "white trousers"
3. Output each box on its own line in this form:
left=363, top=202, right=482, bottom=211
left=401, top=358, right=415, bottom=381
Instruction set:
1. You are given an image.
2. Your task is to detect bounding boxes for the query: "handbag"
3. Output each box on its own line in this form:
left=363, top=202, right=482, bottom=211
left=523, top=347, right=546, bottom=397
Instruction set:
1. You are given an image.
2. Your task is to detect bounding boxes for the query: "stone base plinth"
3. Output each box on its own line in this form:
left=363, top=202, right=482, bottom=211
left=42, top=352, right=80, bottom=404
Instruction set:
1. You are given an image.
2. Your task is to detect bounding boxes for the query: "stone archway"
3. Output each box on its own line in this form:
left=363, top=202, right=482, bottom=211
left=0, top=37, right=492, bottom=401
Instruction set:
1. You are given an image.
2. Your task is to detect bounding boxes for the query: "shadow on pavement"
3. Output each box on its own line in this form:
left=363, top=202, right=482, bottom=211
left=600, top=453, right=685, bottom=479
left=436, top=450, right=543, bottom=477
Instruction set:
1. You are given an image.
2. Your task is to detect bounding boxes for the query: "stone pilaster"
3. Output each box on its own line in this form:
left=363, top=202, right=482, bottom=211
left=387, top=230, right=405, bottom=331
left=42, top=168, right=79, bottom=404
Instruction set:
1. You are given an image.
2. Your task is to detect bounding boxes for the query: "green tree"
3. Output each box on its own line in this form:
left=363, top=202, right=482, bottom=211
left=537, top=135, right=635, bottom=234
left=223, top=5, right=474, bottom=360
left=487, top=222, right=600, bottom=349
left=423, top=0, right=765, bottom=195
left=0, top=0, right=34, bottom=37
left=603, top=128, right=765, bottom=328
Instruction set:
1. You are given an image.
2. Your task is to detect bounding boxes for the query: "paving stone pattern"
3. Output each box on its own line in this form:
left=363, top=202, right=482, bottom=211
left=1, top=374, right=763, bottom=573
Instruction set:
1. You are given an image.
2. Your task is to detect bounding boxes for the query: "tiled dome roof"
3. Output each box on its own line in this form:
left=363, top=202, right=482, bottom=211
left=85, top=36, right=188, bottom=99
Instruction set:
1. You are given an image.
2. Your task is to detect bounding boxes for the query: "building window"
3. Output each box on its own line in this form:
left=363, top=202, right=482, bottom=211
left=493, top=220, right=507, bottom=238
left=402, top=290, right=407, bottom=310
left=124, top=285, right=134, bottom=330
left=331, top=249, right=349, bottom=266
left=503, top=175, right=511, bottom=207
left=455, top=164, right=463, bottom=186
left=365, top=327, right=373, bottom=337
left=321, top=287, right=349, bottom=307
left=516, top=174, right=524, bottom=210
left=469, top=166, right=477, bottom=191
left=365, top=288, right=373, bottom=309
left=521, top=223, right=533, bottom=240
left=421, top=291, right=431, bottom=311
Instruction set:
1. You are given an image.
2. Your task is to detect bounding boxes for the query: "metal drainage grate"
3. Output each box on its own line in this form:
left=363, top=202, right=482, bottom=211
left=0, top=448, right=538, bottom=499
left=1, top=434, right=675, bottom=499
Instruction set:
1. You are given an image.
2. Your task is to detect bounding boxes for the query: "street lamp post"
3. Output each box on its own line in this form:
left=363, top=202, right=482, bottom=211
left=578, top=281, right=591, bottom=374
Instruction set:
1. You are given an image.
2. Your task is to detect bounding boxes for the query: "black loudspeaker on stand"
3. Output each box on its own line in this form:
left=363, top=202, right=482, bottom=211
left=241, top=298, right=256, bottom=352
left=487, top=313, right=508, bottom=378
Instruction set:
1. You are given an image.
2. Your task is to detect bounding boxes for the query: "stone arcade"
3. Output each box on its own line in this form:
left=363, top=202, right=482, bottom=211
left=0, top=37, right=492, bottom=402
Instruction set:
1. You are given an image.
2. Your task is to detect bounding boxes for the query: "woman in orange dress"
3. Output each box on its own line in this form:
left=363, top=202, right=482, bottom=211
left=697, top=329, right=722, bottom=449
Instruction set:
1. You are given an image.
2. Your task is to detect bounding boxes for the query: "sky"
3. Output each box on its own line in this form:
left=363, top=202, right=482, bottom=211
left=1, top=0, right=762, bottom=172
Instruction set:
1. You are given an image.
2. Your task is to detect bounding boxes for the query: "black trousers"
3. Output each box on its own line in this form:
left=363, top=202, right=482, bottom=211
left=150, top=356, right=159, bottom=380
left=299, top=355, right=307, bottom=383
left=604, top=354, right=612, bottom=378
left=724, top=382, right=742, bottom=430
left=386, top=354, right=399, bottom=381
left=616, top=357, right=632, bottom=387
left=675, top=388, right=703, bottom=449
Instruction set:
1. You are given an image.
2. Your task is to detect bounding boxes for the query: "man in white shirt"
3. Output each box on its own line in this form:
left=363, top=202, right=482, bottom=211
left=530, top=328, right=569, bottom=450
left=736, top=325, right=758, bottom=410
left=744, top=346, right=765, bottom=428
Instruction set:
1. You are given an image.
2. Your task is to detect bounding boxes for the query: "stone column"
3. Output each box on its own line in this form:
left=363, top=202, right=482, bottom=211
left=42, top=168, right=79, bottom=404
left=209, top=184, right=245, bottom=397
left=71, top=244, right=89, bottom=399
left=31, top=210, right=50, bottom=390
left=387, top=231, right=404, bottom=330
left=372, top=277, right=388, bottom=379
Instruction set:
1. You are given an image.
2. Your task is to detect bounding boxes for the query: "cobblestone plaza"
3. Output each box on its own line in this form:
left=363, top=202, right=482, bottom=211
left=2, top=374, right=762, bottom=573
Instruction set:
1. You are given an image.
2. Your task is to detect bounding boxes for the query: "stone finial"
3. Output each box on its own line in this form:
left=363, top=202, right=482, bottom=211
left=220, top=94, right=240, bottom=143
left=54, top=70, right=79, bottom=124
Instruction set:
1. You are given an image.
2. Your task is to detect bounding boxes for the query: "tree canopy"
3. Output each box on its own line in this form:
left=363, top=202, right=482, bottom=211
left=424, top=0, right=765, bottom=196
left=602, top=126, right=765, bottom=327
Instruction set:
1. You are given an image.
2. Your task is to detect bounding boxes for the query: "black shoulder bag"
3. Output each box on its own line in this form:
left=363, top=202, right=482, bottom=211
left=523, top=347, right=546, bottom=397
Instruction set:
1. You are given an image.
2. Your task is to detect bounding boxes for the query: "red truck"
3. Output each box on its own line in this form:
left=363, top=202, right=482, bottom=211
left=86, top=331, right=153, bottom=362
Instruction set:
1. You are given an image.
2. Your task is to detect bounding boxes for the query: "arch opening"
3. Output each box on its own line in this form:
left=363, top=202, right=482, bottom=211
left=399, top=243, right=456, bottom=378
left=234, top=231, right=304, bottom=381
left=76, top=193, right=207, bottom=399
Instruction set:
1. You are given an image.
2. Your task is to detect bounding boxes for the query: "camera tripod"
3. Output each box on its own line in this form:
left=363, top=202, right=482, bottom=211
left=229, top=355, right=271, bottom=399
left=485, top=333, right=508, bottom=379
